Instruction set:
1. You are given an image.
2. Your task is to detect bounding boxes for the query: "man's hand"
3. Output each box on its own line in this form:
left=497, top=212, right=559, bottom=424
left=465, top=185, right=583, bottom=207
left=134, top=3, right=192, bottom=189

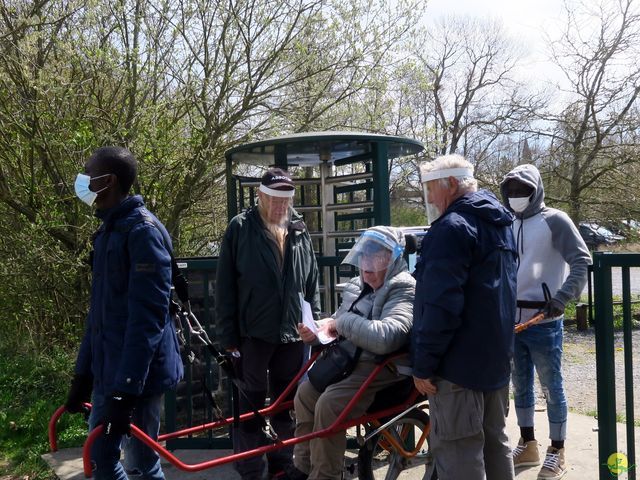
left=297, top=323, right=317, bottom=343
left=413, top=376, right=437, bottom=396
left=544, top=298, right=565, bottom=318
left=65, top=373, right=93, bottom=414
left=102, top=393, right=137, bottom=437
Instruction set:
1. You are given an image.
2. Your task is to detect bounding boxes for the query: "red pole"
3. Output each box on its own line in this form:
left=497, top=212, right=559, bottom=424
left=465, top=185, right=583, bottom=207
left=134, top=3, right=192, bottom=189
left=48, top=406, right=66, bottom=452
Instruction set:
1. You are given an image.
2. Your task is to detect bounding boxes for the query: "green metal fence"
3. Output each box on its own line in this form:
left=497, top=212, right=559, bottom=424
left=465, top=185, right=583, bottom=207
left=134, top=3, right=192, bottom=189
left=164, top=256, right=230, bottom=449
left=593, top=252, right=637, bottom=480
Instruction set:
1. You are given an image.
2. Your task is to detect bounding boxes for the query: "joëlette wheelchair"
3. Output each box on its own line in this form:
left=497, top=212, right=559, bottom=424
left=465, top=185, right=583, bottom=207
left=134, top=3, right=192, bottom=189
left=50, top=347, right=434, bottom=480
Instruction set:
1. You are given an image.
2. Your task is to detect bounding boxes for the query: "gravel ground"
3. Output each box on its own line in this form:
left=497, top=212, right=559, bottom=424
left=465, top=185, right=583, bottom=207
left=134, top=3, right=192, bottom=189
left=531, top=325, right=640, bottom=420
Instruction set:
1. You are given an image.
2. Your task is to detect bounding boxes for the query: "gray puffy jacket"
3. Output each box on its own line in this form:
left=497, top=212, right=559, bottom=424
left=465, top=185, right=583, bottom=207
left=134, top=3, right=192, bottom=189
left=333, top=246, right=415, bottom=369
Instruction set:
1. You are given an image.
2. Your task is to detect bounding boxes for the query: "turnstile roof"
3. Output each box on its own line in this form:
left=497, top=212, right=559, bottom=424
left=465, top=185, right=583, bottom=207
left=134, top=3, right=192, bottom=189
left=225, top=131, right=424, bottom=166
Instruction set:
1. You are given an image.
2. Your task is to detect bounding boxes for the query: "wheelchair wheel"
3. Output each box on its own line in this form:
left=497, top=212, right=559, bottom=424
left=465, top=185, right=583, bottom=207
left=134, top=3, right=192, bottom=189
left=357, top=408, right=435, bottom=480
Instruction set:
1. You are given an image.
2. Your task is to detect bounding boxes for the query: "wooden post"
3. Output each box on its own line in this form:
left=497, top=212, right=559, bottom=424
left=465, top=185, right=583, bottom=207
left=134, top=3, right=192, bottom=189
left=575, top=303, right=588, bottom=331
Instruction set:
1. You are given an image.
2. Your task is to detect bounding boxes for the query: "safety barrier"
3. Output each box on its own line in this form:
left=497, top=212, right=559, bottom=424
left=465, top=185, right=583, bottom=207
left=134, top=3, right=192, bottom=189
left=593, top=252, right=637, bottom=479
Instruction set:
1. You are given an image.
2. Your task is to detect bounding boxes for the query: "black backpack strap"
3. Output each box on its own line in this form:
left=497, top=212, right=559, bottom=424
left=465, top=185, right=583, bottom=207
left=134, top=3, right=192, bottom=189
left=338, top=286, right=372, bottom=363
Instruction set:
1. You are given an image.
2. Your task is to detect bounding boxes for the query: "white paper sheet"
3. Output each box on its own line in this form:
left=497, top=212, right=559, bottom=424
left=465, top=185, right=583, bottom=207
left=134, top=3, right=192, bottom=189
left=299, top=293, right=335, bottom=344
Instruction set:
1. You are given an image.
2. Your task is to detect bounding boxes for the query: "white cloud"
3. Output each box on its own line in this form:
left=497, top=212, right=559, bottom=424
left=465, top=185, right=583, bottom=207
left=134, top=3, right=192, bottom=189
left=425, top=0, right=568, bottom=86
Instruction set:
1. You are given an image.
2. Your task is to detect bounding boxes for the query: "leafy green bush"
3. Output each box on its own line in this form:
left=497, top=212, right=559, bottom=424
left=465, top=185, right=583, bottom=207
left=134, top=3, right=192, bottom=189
left=391, top=204, right=425, bottom=227
left=0, top=344, right=86, bottom=478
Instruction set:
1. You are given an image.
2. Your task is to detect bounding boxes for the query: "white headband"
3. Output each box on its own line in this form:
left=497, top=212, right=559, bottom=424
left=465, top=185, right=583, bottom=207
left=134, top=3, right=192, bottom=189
left=421, top=167, right=474, bottom=183
left=259, top=184, right=295, bottom=198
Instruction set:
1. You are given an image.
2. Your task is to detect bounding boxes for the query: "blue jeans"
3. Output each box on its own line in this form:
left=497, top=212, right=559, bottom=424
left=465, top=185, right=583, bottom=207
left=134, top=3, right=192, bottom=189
left=512, top=319, right=567, bottom=441
left=88, top=392, right=165, bottom=480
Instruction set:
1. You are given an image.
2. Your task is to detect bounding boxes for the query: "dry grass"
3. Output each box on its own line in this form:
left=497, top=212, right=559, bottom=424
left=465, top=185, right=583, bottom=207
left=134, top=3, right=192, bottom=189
left=603, top=242, right=640, bottom=253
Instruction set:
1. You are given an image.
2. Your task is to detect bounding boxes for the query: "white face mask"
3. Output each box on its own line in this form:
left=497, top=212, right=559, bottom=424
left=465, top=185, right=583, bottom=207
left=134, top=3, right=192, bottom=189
left=74, top=173, right=110, bottom=206
left=508, top=196, right=530, bottom=213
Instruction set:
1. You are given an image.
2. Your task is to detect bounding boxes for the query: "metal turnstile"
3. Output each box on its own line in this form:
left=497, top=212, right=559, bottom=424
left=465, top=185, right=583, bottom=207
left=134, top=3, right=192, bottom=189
left=164, top=132, right=424, bottom=448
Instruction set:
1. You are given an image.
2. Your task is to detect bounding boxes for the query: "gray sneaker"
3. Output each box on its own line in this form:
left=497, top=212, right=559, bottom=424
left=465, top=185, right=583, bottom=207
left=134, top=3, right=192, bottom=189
left=513, top=438, right=541, bottom=468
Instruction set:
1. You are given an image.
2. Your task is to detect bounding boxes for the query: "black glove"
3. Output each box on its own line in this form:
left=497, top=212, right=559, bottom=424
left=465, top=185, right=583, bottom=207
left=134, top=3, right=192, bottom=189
left=64, top=373, right=93, bottom=414
left=102, top=393, right=137, bottom=437
left=544, top=298, right=565, bottom=318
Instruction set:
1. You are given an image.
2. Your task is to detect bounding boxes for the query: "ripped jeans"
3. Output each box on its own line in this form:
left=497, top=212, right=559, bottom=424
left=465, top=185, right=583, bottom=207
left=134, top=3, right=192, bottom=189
left=88, top=392, right=165, bottom=480
left=512, top=319, right=567, bottom=441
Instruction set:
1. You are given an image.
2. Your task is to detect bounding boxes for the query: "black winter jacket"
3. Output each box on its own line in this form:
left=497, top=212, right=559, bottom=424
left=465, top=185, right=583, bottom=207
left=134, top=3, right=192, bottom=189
left=214, top=206, right=320, bottom=349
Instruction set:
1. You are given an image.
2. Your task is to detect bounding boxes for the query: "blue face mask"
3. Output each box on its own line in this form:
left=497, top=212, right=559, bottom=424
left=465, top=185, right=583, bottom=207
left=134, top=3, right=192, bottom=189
left=74, top=173, right=110, bottom=206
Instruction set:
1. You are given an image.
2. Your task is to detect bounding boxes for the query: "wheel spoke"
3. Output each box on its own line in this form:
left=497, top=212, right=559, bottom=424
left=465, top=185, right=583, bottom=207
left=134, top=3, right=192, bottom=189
left=357, top=408, right=431, bottom=480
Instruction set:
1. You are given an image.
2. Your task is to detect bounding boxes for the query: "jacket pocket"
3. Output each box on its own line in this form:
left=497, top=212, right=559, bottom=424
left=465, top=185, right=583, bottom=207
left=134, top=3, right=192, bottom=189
left=430, top=382, right=483, bottom=441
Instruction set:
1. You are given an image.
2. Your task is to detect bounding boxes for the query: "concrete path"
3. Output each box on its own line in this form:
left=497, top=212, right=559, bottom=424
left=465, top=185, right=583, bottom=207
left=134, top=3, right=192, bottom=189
left=42, top=402, right=638, bottom=479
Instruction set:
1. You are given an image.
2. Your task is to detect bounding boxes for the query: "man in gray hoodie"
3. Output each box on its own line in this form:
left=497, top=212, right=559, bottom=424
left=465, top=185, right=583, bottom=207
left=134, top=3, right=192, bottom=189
left=501, top=164, right=591, bottom=480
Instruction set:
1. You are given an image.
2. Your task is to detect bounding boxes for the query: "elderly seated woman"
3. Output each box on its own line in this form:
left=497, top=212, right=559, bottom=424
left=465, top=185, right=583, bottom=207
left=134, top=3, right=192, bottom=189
left=288, top=225, right=416, bottom=480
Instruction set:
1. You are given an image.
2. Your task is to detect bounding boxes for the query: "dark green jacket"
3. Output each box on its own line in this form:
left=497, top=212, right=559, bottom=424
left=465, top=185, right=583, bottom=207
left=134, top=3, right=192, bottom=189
left=214, top=206, right=320, bottom=349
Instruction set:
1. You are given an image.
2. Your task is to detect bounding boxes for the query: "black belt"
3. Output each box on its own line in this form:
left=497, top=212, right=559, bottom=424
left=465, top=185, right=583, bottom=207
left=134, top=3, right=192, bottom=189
left=516, top=300, right=546, bottom=309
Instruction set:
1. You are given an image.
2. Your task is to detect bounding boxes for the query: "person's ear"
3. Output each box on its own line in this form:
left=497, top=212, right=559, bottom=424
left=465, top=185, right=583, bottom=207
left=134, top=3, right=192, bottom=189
left=98, top=173, right=118, bottom=194
left=106, top=173, right=118, bottom=190
left=448, top=176, right=458, bottom=192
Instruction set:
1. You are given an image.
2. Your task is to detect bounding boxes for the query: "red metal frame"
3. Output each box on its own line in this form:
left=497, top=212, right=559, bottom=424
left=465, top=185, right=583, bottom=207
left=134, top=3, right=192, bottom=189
left=49, top=352, right=427, bottom=478
left=49, top=402, right=91, bottom=452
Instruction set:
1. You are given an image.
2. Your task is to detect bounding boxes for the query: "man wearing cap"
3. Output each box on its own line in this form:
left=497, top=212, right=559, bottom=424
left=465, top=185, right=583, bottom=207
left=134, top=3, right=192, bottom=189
left=215, top=167, right=320, bottom=480
left=411, top=154, right=518, bottom=480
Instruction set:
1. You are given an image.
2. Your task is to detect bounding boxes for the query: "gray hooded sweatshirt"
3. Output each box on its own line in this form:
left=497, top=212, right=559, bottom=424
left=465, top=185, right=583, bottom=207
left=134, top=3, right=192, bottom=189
left=500, top=164, right=592, bottom=324
left=332, top=226, right=416, bottom=370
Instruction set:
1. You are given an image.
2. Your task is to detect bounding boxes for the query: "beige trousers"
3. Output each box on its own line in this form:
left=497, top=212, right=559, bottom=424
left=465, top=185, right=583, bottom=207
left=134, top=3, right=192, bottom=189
left=293, top=359, right=401, bottom=480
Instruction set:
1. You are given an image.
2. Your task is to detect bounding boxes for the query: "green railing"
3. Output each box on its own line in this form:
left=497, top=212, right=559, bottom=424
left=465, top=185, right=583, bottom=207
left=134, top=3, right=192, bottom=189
left=164, top=256, right=228, bottom=449
left=593, top=252, right=637, bottom=480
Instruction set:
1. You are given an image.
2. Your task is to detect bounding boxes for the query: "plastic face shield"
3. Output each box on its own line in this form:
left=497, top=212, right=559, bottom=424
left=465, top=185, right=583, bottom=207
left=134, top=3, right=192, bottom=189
left=342, top=230, right=404, bottom=272
left=258, top=187, right=293, bottom=226
left=420, top=167, right=474, bottom=224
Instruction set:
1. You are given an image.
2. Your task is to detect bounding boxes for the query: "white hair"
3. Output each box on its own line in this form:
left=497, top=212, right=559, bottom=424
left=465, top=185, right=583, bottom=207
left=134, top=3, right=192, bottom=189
left=419, top=154, right=478, bottom=193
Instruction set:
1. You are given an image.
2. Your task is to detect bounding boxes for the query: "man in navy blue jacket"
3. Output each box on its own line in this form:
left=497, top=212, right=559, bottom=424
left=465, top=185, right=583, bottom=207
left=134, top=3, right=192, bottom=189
left=65, top=146, right=183, bottom=480
left=412, top=154, right=517, bottom=480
